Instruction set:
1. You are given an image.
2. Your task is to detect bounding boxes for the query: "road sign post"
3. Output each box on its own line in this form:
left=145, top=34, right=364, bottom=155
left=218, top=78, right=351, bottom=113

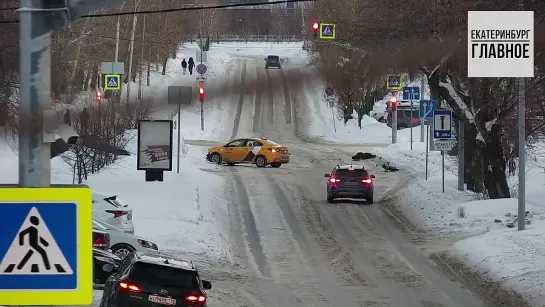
left=167, top=86, right=193, bottom=174
left=403, top=87, right=420, bottom=151
left=432, top=109, right=453, bottom=193
left=319, top=23, right=336, bottom=39
left=0, top=186, right=93, bottom=306
left=420, top=76, right=426, bottom=142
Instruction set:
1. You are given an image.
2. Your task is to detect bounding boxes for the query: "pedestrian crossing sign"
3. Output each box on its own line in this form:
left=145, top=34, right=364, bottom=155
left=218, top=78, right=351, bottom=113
left=104, top=74, right=121, bottom=90
left=0, top=186, right=93, bottom=306
left=319, top=23, right=336, bottom=39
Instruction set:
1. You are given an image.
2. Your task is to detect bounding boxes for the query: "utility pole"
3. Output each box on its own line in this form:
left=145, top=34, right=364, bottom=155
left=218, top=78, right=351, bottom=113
left=126, top=1, right=139, bottom=102
left=18, top=0, right=52, bottom=188
left=457, top=120, right=464, bottom=190
left=138, top=15, right=145, bottom=100
left=518, top=77, right=526, bottom=230
left=420, top=75, right=425, bottom=142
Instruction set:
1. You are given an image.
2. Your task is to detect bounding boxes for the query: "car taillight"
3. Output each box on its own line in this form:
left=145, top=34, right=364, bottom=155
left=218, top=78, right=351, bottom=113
left=93, top=236, right=109, bottom=248
left=105, top=210, right=129, bottom=218
left=119, top=281, right=142, bottom=292
left=185, top=295, right=206, bottom=303
left=267, top=148, right=278, bottom=153
left=329, top=177, right=341, bottom=183
left=362, top=178, right=372, bottom=184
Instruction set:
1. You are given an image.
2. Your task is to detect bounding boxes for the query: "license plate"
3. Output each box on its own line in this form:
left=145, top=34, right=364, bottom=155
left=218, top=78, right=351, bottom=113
left=345, top=182, right=358, bottom=186
left=148, top=295, right=176, bottom=305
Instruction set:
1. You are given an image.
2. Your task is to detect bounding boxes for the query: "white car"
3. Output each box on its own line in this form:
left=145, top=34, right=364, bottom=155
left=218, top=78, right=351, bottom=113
left=93, top=191, right=134, bottom=234
left=92, top=218, right=159, bottom=259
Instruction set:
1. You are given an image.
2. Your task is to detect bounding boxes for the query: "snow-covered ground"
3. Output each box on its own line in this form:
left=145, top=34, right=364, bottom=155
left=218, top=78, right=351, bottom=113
left=303, top=71, right=545, bottom=305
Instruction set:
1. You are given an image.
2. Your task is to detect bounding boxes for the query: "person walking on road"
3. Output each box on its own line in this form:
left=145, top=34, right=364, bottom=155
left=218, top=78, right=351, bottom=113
left=181, top=58, right=187, bottom=75
left=188, top=57, right=195, bottom=75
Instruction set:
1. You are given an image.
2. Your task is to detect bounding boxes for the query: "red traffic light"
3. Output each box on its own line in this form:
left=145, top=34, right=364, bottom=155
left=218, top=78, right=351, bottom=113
left=199, top=87, right=204, bottom=95
left=96, top=91, right=103, bottom=102
left=199, top=87, right=204, bottom=102
left=389, top=96, right=397, bottom=103
left=312, top=22, right=319, bottom=30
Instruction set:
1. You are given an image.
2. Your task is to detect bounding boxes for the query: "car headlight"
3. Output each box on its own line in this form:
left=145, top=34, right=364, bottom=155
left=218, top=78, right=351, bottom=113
left=137, top=239, right=158, bottom=250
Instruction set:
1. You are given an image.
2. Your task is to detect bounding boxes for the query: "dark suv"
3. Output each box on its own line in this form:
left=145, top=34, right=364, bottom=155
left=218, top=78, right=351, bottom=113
left=325, top=165, right=375, bottom=204
left=387, top=106, right=420, bottom=129
left=100, top=252, right=212, bottom=307
left=265, top=55, right=281, bottom=69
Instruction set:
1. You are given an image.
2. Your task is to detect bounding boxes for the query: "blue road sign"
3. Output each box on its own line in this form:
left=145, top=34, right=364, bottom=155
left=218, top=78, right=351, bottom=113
left=0, top=203, right=78, bottom=291
left=196, top=63, right=207, bottom=75
left=433, top=110, right=452, bottom=139
left=319, top=24, right=336, bottom=39
left=419, top=99, right=437, bottom=118
left=325, top=85, right=334, bottom=96
left=402, top=86, right=420, bottom=100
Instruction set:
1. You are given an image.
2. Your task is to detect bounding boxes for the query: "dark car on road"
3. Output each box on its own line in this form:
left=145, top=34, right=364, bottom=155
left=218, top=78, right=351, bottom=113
left=325, top=164, right=375, bottom=204
left=100, top=252, right=212, bottom=307
left=265, top=55, right=281, bottom=69
left=94, top=248, right=122, bottom=286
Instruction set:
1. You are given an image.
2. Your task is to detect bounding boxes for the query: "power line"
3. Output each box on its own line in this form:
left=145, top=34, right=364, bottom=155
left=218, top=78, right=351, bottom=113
left=0, top=0, right=313, bottom=24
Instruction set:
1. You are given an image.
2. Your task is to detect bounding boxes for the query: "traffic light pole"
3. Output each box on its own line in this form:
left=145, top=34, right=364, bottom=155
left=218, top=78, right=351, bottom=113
left=19, top=0, right=53, bottom=188
left=420, top=76, right=425, bottom=142
left=391, top=106, right=397, bottom=143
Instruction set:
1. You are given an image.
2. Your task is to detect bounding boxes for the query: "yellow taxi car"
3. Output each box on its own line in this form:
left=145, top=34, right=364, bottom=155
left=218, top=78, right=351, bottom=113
left=206, top=137, right=290, bottom=168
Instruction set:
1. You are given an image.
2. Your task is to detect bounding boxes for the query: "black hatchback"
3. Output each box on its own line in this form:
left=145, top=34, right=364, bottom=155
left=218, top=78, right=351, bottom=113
left=265, top=55, right=281, bottom=69
left=100, top=252, right=212, bottom=307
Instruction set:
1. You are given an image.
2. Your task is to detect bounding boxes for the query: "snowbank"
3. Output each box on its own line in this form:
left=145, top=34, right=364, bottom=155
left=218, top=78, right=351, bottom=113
left=0, top=129, right=232, bottom=261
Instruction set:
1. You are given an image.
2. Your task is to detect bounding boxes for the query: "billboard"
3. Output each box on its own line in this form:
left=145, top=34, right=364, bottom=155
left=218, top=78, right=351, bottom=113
left=136, top=120, right=173, bottom=171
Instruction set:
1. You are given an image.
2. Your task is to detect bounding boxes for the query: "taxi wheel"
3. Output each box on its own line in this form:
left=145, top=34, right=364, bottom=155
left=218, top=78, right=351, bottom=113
left=210, top=152, right=222, bottom=164
left=255, top=155, right=267, bottom=168
left=271, top=163, right=281, bottom=168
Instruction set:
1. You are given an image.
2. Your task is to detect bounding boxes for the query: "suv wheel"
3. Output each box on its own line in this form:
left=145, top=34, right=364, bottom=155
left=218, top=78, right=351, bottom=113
left=327, top=196, right=335, bottom=203
left=367, top=194, right=374, bottom=204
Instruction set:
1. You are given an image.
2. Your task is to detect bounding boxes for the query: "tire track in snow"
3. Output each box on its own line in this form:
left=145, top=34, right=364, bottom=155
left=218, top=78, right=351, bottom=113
left=231, top=167, right=271, bottom=278
left=265, top=68, right=274, bottom=125
left=253, top=64, right=263, bottom=134
left=280, top=68, right=292, bottom=124
left=230, top=59, right=247, bottom=140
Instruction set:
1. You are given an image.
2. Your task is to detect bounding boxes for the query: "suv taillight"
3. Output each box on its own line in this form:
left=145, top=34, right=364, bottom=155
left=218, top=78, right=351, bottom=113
left=185, top=295, right=206, bottom=303
left=105, top=210, right=129, bottom=218
left=362, top=178, right=372, bottom=184
left=329, top=177, right=341, bottom=183
left=119, top=281, right=142, bottom=292
left=93, top=236, right=109, bottom=248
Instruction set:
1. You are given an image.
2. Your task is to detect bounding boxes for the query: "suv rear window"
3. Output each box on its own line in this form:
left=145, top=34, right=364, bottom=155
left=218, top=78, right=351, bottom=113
left=335, top=169, right=368, bottom=177
left=130, top=262, right=198, bottom=289
left=268, top=56, right=279, bottom=60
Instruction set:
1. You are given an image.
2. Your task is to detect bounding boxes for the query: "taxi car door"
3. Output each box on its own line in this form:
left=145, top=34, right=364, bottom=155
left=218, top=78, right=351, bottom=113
left=240, top=140, right=262, bottom=163
left=224, top=139, right=246, bottom=162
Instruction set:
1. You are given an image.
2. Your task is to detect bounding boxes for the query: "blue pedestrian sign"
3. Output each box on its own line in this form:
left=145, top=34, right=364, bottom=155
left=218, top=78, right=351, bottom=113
left=433, top=110, right=452, bottom=139
left=196, top=63, right=207, bottom=75
left=104, top=74, right=121, bottom=90
left=402, top=87, right=420, bottom=100
left=419, top=99, right=437, bottom=118
left=0, top=187, right=93, bottom=306
left=319, top=23, right=336, bottom=39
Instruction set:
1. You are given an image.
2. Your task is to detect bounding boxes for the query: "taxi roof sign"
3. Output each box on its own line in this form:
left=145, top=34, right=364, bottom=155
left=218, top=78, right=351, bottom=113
left=0, top=186, right=93, bottom=306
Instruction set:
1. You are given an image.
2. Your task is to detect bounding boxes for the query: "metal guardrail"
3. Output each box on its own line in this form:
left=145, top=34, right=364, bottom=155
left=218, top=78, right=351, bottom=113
left=200, top=35, right=301, bottom=42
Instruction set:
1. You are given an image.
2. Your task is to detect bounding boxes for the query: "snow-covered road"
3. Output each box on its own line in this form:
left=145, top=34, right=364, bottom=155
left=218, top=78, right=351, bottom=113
left=180, top=56, right=486, bottom=306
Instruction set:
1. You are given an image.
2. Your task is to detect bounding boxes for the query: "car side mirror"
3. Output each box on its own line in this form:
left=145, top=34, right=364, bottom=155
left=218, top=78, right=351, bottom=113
left=102, top=263, right=114, bottom=272
left=202, top=280, right=212, bottom=290
left=370, top=175, right=375, bottom=178
left=324, top=174, right=330, bottom=177
left=264, top=58, right=267, bottom=61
